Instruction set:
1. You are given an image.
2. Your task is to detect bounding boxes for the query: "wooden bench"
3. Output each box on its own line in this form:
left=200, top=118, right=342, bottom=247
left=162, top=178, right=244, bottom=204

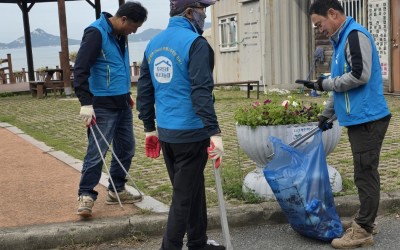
left=215, top=80, right=260, bottom=99
left=30, top=80, right=64, bottom=98
left=45, top=80, right=65, bottom=97
left=29, top=81, right=45, bottom=98
left=131, top=79, right=260, bottom=99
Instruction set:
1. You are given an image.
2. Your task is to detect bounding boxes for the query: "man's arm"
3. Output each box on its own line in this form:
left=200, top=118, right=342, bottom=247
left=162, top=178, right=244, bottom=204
left=321, top=94, right=335, bottom=118
left=188, top=37, right=220, bottom=136
left=73, top=28, right=102, bottom=106
left=136, top=54, right=156, bottom=132
left=322, top=30, right=373, bottom=92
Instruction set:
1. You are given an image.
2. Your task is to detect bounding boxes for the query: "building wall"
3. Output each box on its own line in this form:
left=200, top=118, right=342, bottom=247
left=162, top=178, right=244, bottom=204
left=211, top=0, right=311, bottom=89
left=261, top=0, right=310, bottom=89
left=211, top=0, right=244, bottom=83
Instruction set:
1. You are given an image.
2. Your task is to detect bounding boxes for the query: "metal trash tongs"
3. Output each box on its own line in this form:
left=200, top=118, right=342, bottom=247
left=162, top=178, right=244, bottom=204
left=212, top=159, right=233, bottom=250
left=88, top=117, right=143, bottom=209
left=266, top=116, right=337, bottom=160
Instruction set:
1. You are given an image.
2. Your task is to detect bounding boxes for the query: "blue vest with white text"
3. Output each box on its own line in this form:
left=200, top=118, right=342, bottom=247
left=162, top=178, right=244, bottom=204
left=144, top=17, right=204, bottom=130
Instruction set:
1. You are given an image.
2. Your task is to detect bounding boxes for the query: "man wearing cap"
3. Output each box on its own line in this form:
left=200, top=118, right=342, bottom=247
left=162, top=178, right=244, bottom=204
left=136, top=0, right=225, bottom=249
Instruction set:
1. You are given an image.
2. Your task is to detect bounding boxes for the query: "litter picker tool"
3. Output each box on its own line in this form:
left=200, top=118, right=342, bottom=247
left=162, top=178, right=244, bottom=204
left=88, top=117, right=143, bottom=208
left=88, top=118, right=123, bottom=208
left=212, top=159, right=233, bottom=250
left=265, top=116, right=337, bottom=161
left=306, top=46, right=325, bottom=81
left=295, top=79, right=315, bottom=86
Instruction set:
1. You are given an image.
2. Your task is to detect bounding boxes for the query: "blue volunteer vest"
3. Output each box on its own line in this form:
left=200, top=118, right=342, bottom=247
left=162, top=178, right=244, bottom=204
left=330, top=17, right=390, bottom=126
left=145, top=17, right=204, bottom=130
left=87, top=13, right=130, bottom=96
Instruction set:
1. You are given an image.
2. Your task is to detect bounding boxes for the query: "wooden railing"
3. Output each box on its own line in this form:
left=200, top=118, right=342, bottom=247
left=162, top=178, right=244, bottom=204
left=1, top=56, right=141, bottom=84
left=0, top=54, right=16, bottom=84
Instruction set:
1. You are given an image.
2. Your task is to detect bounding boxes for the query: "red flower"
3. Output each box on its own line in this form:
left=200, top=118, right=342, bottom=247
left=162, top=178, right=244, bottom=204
left=252, top=101, right=261, bottom=107
left=264, top=99, right=272, bottom=105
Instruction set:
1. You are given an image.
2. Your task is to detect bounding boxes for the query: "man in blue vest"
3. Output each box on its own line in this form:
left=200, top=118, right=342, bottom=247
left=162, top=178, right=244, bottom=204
left=300, top=0, right=391, bottom=248
left=74, top=2, right=147, bottom=218
left=136, top=0, right=225, bottom=249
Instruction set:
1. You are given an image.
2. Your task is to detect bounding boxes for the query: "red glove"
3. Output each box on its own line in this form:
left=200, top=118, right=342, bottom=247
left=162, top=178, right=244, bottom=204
left=145, top=131, right=161, bottom=158
left=129, top=95, right=134, bottom=109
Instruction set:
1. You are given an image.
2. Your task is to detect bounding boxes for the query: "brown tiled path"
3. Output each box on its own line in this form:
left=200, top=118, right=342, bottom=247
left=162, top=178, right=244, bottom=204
left=0, top=127, right=139, bottom=229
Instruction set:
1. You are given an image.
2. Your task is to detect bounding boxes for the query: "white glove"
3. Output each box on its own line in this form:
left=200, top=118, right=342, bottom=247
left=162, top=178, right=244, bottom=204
left=145, top=131, right=158, bottom=137
left=208, top=135, right=224, bottom=168
left=80, top=105, right=95, bottom=126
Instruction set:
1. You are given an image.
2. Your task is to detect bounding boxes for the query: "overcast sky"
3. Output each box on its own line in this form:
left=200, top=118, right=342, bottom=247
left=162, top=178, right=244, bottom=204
left=0, top=0, right=211, bottom=43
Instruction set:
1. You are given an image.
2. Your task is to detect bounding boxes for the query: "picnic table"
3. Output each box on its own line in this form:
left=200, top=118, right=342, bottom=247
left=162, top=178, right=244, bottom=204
left=29, top=68, right=65, bottom=98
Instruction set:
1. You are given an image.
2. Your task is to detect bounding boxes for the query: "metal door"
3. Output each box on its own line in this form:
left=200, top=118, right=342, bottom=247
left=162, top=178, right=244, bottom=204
left=391, top=0, right=400, bottom=92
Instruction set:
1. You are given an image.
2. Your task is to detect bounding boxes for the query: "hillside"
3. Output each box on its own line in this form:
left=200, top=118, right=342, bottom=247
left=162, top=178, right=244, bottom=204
left=0, top=28, right=161, bottom=49
left=129, top=28, right=162, bottom=42
left=0, top=28, right=81, bottom=49
left=0, top=22, right=211, bottom=49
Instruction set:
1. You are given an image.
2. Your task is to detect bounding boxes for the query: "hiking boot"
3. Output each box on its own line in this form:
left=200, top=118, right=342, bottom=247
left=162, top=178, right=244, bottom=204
left=341, top=220, right=379, bottom=235
left=106, top=189, right=142, bottom=205
left=77, top=195, right=94, bottom=218
left=331, top=221, right=374, bottom=249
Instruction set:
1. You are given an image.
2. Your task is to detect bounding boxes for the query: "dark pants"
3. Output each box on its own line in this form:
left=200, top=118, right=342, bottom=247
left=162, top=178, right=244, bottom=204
left=347, top=115, right=391, bottom=233
left=160, top=139, right=210, bottom=250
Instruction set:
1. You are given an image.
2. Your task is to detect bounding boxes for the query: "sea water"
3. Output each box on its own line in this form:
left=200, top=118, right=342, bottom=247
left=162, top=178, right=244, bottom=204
left=0, top=41, right=148, bottom=71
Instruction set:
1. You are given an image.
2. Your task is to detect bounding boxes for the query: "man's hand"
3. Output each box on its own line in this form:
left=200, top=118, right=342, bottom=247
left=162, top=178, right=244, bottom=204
left=207, top=135, right=224, bottom=168
left=80, top=105, right=95, bottom=126
left=145, top=131, right=161, bottom=159
left=129, top=95, right=134, bottom=109
left=295, top=77, right=324, bottom=91
left=316, top=77, right=324, bottom=91
left=295, top=79, right=317, bottom=90
left=318, top=116, right=333, bottom=131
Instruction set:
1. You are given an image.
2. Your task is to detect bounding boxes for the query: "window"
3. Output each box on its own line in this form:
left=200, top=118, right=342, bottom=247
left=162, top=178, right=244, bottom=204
left=219, top=15, right=238, bottom=51
left=339, top=0, right=367, bottom=27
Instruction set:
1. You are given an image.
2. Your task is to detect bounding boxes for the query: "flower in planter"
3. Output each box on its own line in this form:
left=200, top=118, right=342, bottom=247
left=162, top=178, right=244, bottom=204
left=234, top=96, right=325, bottom=127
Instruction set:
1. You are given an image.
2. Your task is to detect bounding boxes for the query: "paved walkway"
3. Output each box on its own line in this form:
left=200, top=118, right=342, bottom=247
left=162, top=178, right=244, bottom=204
left=0, top=123, right=168, bottom=229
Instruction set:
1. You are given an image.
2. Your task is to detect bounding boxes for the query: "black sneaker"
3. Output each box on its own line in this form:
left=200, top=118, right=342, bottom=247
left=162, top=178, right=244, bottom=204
left=200, top=245, right=226, bottom=250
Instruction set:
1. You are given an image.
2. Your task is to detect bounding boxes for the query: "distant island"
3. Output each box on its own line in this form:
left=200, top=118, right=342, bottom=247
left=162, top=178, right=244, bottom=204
left=0, top=23, right=211, bottom=50
left=0, top=28, right=162, bottom=49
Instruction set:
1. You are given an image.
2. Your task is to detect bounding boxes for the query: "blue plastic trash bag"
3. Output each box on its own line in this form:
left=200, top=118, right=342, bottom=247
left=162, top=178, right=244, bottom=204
left=263, top=131, right=343, bottom=241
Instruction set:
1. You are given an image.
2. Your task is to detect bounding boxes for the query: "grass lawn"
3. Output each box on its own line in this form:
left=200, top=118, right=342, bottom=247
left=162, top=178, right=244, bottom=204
left=1, top=87, right=400, bottom=207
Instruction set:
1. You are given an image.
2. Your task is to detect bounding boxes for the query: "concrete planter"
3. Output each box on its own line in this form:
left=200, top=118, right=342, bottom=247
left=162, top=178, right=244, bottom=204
left=237, top=121, right=343, bottom=200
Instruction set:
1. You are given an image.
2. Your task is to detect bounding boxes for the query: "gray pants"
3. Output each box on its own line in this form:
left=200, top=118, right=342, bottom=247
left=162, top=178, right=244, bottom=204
left=347, top=114, right=391, bottom=233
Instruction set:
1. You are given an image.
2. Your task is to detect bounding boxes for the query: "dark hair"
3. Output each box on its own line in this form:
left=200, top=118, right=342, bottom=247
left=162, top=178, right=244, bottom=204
left=116, top=1, right=148, bottom=23
left=309, top=0, right=344, bottom=17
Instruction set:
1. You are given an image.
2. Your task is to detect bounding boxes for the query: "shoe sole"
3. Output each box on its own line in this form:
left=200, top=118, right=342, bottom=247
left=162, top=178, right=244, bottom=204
left=105, top=195, right=143, bottom=205
left=105, top=198, right=143, bottom=205
left=332, top=238, right=374, bottom=249
left=77, top=210, right=92, bottom=218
